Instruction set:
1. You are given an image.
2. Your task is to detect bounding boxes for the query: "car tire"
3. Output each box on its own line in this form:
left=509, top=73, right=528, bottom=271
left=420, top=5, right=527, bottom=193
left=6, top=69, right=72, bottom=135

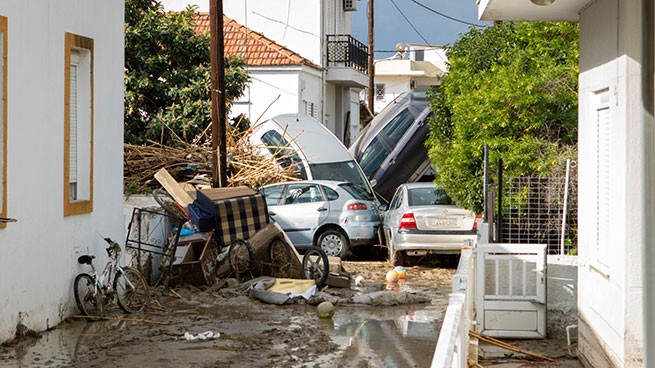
left=389, top=248, right=407, bottom=267
left=317, top=229, right=349, bottom=258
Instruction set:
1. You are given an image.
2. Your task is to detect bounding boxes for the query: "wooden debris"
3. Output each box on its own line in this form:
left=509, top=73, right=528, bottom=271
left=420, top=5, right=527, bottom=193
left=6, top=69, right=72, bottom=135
left=73, top=315, right=168, bottom=325
left=124, top=128, right=301, bottom=193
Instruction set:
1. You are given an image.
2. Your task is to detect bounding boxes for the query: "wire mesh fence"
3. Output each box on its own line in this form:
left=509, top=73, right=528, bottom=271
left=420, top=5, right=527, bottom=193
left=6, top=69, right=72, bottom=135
left=499, top=174, right=578, bottom=255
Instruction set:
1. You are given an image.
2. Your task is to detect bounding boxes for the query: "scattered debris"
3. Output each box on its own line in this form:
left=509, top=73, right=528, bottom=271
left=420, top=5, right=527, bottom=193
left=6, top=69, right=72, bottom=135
left=470, top=330, right=556, bottom=362
left=183, top=331, right=220, bottom=342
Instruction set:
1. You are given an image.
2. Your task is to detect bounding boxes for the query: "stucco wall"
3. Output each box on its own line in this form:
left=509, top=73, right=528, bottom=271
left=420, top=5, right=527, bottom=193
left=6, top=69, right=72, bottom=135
left=0, top=1, right=124, bottom=343
left=577, top=0, right=644, bottom=366
left=223, top=0, right=324, bottom=66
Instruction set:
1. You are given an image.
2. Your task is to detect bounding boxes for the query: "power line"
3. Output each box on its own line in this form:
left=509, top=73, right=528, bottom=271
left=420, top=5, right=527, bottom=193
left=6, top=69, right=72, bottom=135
left=388, top=0, right=449, bottom=64
left=409, top=0, right=488, bottom=28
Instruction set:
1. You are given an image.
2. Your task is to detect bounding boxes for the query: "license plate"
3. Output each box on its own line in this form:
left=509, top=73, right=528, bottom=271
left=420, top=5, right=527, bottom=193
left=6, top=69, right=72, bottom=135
left=432, top=218, right=457, bottom=227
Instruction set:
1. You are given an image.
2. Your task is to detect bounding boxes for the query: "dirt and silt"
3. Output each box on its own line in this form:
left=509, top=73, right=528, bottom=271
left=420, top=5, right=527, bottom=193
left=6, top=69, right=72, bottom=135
left=0, top=261, right=455, bottom=368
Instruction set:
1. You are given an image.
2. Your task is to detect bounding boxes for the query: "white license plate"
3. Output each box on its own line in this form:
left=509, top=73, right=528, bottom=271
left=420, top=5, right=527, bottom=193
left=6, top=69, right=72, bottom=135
left=432, top=218, right=457, bottom=227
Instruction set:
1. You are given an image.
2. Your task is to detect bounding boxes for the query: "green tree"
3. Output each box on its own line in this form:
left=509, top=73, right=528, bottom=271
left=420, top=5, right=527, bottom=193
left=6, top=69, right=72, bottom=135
left=427, top=22, right=579, bottom=212
left=124, top=0, right=250, bottom=146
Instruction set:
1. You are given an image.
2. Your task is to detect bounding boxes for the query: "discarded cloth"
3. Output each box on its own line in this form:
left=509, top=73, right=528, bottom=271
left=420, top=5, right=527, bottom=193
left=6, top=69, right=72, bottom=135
left=183, top=331, right=220, bottom=341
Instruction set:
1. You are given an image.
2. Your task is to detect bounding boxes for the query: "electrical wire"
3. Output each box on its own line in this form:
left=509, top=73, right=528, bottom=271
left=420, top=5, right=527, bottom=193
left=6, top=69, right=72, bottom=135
left=409, top=0, right=488, bottom=28
left=388, top=0, right=449, bottom=64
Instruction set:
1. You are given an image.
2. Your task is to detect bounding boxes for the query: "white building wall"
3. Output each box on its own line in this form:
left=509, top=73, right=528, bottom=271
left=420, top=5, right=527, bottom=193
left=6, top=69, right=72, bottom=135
left=374, top=75, right=410, bottom=113
left=223, top=0, right=323, bottom=66
left=231, top=66, right=322, bottom=126
left=577, top=0, right=643, bottom=366
left=0, top=1, right=124, bottom=343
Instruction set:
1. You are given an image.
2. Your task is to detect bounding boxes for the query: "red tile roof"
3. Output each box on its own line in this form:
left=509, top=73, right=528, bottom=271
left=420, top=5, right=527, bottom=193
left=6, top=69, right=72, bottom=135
left=193, top=13, right=321, bottom=70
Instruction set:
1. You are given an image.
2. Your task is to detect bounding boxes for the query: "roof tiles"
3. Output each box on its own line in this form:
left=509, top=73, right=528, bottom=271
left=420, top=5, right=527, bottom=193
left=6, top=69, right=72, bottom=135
left=193, top=13, right=321, bottom=70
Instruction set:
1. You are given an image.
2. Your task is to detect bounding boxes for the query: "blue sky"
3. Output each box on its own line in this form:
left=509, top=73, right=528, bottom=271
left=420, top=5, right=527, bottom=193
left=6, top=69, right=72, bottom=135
left=351, top=0, right=489, bottom=58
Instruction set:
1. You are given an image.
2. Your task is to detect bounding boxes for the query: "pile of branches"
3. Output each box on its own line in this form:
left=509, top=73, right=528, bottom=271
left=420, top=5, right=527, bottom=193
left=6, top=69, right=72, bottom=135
left=124, top=128, right=300, bottom=194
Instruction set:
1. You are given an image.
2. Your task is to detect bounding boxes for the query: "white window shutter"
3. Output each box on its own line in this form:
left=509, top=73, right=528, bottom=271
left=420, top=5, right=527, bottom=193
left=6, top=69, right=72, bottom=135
left=69, top=63, right=78, bottom=184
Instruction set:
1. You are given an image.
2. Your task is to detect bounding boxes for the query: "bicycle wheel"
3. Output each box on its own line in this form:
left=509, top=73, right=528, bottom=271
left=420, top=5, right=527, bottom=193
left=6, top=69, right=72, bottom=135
left=114, top=267, right=149, bottom=313
left=301, top=247, right=329, bottom=288
left=268, top=236, right=292, bottom=265
left=74, top=273, right=100, bottom=317
left=229, top=239, right=253, bottom=277
left=152, top=188, right=187, bottom=219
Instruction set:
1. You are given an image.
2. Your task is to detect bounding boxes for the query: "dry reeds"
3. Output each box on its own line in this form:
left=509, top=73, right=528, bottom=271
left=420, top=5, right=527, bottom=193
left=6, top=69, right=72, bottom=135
left=124, top=125, right=301, bottom=193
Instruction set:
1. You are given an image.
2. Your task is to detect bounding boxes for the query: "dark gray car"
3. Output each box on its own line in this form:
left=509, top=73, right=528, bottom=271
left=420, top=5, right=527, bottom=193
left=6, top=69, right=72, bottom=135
left=349, top=92, right=433, bottom=203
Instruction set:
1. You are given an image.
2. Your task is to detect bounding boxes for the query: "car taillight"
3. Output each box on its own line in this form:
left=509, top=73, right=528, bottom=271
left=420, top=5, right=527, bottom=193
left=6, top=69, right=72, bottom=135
left=399, top=213, right=416, bottom=229
left=347, top=203, right=368, bottom=211
left=473, top=214, right=482, bottom=230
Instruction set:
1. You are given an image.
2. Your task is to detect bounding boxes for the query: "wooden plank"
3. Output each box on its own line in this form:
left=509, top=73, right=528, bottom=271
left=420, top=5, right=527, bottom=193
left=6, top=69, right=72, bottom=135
left=154, top=168, right=194, bottom=208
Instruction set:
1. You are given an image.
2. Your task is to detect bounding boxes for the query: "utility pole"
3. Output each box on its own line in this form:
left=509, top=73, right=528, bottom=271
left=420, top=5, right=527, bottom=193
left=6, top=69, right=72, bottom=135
left=367, top=0, right=375, bottom=114
left=209, top=0, right=227, bottom=187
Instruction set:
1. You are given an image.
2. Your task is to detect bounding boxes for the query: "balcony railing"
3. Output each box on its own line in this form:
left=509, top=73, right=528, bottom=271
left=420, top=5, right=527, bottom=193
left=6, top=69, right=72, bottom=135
left=326, top=34, right=368, bottom=74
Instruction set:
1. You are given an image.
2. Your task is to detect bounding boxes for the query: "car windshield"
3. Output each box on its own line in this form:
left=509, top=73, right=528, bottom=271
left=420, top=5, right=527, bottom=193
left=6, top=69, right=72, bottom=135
left=309, top=161, right=375, bottom=201
left=408, top=187, right=454, bottom=206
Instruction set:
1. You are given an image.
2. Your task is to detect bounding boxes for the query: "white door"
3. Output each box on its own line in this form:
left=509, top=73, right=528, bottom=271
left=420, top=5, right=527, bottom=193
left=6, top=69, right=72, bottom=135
left=475, top=244, right=547, bottom=338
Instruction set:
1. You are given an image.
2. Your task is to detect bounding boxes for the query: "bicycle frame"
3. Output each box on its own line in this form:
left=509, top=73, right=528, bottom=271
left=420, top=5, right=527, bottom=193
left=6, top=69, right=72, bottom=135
left=76, top=238, right=137, bottom=316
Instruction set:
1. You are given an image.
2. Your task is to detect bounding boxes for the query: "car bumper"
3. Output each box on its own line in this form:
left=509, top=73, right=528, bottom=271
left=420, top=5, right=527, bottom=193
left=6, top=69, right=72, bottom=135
left=343, top=223, right=379, bottom=246
left=392, top=231, right=477, bottom=253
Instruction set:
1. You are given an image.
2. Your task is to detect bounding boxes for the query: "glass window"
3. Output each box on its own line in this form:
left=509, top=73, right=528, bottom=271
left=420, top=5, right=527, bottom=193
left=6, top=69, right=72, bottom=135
left=389, top=188, right=403, bottom=210
left=260, top=130, right=308, bottom=179
left=324, top=186, right=339, bottom=201
left=375, top=83, right=385, bottom=101
left=310, top=160, right=374, bottom=201
left=382, top=108, right=414, bottom=147
left=261, top=185, right=284, bottom=206
left=358, top=138, right=390, bottom=178
left=64, top=33, right=94, bottom=216
left=284, top=184, right=322, bottom=204
left=408, top=187, right=453, bottom=206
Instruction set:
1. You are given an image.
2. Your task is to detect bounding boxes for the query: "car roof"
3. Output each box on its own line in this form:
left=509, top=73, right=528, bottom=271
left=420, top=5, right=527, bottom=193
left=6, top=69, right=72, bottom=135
left=349, top=92, right=430, bottom=156
left=400, top=182, right=441, bottom=189
left=263, top=179, right=349, bottom=188
left=255, top=114, right=353, bottom=164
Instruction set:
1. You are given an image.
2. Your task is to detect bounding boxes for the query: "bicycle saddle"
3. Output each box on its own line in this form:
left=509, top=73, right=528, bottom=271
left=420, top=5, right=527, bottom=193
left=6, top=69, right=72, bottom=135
left=77, top=255, right=95, bottom=265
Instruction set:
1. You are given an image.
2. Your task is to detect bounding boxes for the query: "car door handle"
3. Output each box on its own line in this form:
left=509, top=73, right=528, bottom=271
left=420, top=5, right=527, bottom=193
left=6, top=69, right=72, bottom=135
left=388, top=158, right=396, bottom=166
left=317, top=207, right=328, bottom=212
left=269, top=212, right=277, bottom=216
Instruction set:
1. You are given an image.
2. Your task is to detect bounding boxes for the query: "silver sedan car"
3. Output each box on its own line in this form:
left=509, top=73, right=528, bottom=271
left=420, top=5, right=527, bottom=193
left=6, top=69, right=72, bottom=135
left=260, top=180, right=381, bottom=258
left=382, top=182, right=478, bottom=266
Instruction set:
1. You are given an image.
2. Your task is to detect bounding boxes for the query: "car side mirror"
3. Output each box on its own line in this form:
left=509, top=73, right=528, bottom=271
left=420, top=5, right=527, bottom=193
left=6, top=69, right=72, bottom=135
left=378, top=204, right=388, bottom=212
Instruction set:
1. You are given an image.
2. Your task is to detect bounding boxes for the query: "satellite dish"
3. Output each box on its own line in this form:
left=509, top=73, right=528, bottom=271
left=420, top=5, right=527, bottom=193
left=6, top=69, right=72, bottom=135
left=395, top=43, right=406, bottom=53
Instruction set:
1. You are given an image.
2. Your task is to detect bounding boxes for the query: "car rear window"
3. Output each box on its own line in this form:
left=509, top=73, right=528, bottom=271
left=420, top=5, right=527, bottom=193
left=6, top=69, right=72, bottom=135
left=358, top=138, right=390, bottom=178
left=408, top=187, right=453, bottom=206
left=309, top=161, right=375, bottom=201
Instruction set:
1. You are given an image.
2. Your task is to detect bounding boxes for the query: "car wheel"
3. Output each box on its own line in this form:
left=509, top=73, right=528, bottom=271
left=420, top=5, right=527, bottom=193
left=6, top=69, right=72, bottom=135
left=317, top=229, right=349, bottom=258
left=389, top=248, right=407, bottom=267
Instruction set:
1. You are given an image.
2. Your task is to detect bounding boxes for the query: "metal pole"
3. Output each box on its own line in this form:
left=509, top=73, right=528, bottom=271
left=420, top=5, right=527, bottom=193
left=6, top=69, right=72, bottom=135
left=210, top=0, right=227, bottom=187
left=497, top=158, right=503, bottom=243
left=642, top=0, right=655, bottom=365
left=483, top=142, right=489, bottom=222
left=367, top=0, right=375, bottom=113
left=559, top=159, right=571, bottom=255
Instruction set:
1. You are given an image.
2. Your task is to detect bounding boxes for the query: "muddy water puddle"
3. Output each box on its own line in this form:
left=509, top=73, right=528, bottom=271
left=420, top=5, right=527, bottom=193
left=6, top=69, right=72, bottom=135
left=305, top=282, right=448, bottom=367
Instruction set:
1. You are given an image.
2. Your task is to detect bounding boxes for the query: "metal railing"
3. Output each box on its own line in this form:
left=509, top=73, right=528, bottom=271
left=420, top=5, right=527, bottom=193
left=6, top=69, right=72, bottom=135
left=431, top=246, right=475, bottom=368
left=326, top=34, right=368, bottom=73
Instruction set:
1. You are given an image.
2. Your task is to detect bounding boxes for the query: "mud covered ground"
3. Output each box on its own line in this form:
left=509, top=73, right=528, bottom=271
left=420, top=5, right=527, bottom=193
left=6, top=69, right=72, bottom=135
left=0, top=261, right=455, bottom=368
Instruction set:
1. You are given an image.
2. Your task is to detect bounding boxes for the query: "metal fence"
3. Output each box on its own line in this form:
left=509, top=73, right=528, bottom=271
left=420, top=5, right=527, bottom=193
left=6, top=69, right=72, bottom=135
left=498, top=174, right=578, bottom=255
left=326, top=34, right=368, bottom=73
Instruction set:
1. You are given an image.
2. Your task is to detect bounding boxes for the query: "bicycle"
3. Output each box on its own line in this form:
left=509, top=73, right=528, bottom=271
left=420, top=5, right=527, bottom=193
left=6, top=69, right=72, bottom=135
left=73, top=237, right=149, bottom=319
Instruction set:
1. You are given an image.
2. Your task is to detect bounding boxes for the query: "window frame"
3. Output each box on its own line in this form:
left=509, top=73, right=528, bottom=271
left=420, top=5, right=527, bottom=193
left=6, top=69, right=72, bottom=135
left=64, top=32, right=94, bottom=216
left=0, top=16, right=7, bottom=228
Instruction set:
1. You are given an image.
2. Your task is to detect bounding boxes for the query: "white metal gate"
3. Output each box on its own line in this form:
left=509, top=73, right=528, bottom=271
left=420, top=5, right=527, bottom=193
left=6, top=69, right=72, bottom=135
left=475, top=244, right=547, bottom=338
